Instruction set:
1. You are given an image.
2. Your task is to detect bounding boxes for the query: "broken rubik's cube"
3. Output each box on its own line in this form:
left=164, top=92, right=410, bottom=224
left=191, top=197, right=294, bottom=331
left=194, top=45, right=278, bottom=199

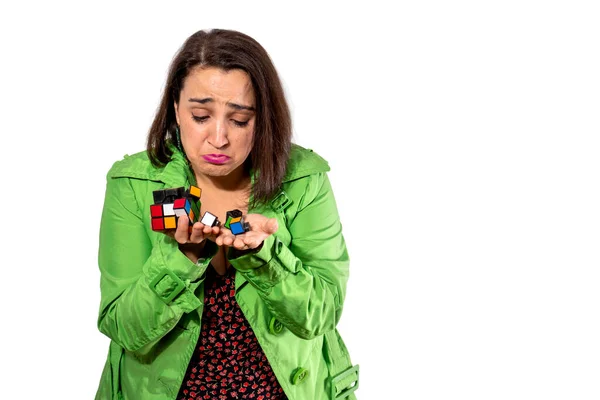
left=150, top=186, right=249, bottom=234
left=150, top=185, right=202, bottom=231
left=224, top=209, right=251, bottom=235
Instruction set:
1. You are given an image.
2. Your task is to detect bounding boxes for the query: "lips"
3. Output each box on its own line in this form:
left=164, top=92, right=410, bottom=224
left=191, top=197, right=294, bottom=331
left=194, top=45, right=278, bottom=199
left=202, top=154, right=231, bottom=164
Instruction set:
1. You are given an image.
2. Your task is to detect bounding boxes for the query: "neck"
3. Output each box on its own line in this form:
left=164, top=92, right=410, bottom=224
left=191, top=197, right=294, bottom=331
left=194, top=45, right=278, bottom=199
left=194, top=167, right=251, bottom=193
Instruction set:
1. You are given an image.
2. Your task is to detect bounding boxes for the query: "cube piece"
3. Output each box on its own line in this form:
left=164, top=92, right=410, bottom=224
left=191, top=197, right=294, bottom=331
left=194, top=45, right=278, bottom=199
left=188, top=185, right=202, bottom=199
left=150, top=204, right=163, bottom=217
left=224, top=209, right=243, bottom=229
left=162, top=203, right=175, bottom=216
left=173, top=198, right=187, bottom=210
left=225, top=209, right=243, bottom=219
left=164, top=187, right=185, bottom=203
left=151, top=218, right=165, bottom=231
left=190, top=199, right=200, bottom=218
left=164, top=216, right=177, bottom=229
left=201, top=211, right=220, bottom=227
left=152, top=189, right=166, bottom=204
left=230, top=221, right=250, bottom=235
left=173, top=198, right=191, bottom=218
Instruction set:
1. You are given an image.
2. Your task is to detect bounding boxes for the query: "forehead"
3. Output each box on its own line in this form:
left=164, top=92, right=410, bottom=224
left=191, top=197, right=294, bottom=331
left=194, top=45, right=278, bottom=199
left=181, top=67, right=255, bottom=103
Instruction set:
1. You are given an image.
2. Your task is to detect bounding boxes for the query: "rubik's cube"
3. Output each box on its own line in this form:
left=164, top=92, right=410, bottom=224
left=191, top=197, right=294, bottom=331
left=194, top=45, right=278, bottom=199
left=224, top=209, right=251, bottom=235
left=150, top=185, right=202, bottom=231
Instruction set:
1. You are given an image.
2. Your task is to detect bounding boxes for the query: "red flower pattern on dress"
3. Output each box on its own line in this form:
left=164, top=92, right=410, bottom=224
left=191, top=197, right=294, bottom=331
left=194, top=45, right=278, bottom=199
left=177, top=267, right=287, bottom=400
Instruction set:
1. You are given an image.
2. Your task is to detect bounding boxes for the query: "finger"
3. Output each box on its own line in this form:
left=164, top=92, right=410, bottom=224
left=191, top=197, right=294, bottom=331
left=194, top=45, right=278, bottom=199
left=202, top=224, right=213, bottom=235
left=216, top=230, right=233, bottom=246
left=223, top=234, right=235, bottom=246
left=215, top=230, right=229, bottom=246
left=233, top=236, right=248, bottom=250
left=173, top=216, right=190, bottom=244
left=189, top=222, right=206, bottom=243
left=243, top=235, right=260, bottom=249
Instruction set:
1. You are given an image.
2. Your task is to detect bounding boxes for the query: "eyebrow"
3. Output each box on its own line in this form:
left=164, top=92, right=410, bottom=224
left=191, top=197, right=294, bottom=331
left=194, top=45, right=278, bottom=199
left=188, top=97, right=255, bottom=111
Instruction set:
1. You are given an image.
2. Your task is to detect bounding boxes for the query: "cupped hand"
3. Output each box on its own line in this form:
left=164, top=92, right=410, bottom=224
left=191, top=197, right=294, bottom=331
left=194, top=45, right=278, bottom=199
left=215, top=213, right=278, bottom=251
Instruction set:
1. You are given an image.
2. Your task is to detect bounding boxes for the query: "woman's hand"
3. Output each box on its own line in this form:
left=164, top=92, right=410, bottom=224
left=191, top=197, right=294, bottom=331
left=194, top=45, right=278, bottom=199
left=172, top=215, right=220, bottom=244
left=216, top=213, right=278, bottom=251
left=167, top=216, right=221, bottom=262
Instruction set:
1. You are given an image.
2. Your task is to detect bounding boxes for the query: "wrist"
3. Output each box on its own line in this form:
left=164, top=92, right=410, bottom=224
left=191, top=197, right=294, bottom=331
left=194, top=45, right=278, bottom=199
left=229, top=241, right=264, bottom=259
left=179, top=241, right=207, bottom=263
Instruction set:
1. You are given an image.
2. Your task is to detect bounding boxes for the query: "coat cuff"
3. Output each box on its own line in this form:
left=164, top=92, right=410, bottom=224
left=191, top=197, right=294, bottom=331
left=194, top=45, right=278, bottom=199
left=228, top=234, right=299, bottom=291
left=147, top=237, right=216, bottom=312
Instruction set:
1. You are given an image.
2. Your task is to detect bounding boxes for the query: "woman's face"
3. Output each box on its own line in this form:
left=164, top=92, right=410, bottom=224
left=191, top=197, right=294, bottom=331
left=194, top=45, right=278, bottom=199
left=174, top=66, right=256, bottom=181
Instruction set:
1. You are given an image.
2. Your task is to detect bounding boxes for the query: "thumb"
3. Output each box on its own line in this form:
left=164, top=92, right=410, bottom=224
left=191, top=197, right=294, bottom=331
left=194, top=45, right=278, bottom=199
left=264, top=218, right=278, bottom=234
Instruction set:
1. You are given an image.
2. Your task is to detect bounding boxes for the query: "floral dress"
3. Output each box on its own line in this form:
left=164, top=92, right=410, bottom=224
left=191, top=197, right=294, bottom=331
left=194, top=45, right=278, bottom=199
left=177, top=265, right=288, bottom=400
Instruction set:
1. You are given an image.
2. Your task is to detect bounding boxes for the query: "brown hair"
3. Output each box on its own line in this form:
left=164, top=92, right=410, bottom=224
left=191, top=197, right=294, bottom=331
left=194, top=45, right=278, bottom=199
left=146, top=29, right=292, bottom=206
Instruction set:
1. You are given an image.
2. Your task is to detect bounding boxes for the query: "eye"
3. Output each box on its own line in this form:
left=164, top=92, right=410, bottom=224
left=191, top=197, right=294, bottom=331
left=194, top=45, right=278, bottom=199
left=192, top=115, right=209, bottom=123
left=232, top=119, right=249, bottom=127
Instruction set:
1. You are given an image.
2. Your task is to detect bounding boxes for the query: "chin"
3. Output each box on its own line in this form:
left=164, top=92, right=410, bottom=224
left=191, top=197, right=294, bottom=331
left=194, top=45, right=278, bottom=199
left=198, top=164, right=237, bottom=177
left=200, top=167, right=230, bottom=176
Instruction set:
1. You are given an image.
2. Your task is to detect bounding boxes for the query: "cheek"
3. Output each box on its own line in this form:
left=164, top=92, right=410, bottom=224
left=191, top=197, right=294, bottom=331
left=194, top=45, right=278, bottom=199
left=231, top=137, right=253, bottom=157
left=232, top=127, right=254, bottom=149
left=183, top=124, right=207, bottom=142
left=243, top=133, right=255, bottom=153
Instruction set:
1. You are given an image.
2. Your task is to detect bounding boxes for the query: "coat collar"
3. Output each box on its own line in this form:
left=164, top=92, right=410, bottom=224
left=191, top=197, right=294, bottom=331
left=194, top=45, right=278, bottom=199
left=108, top=143, right=330, bottom=187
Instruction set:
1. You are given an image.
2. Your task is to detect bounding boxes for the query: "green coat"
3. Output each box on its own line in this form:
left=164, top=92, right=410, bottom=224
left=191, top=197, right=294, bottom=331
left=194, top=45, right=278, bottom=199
left=95, top=144, right=359, bottom=400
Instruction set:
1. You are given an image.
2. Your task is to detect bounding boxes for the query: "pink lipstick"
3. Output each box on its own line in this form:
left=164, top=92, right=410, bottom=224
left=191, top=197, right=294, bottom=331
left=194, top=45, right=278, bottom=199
left=202, top=154, right=230, bottom=164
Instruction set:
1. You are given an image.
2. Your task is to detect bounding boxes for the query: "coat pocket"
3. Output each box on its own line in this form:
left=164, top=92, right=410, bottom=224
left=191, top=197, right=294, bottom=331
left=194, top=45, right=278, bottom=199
left=95, top=341, right=125, bottom=400
left=323, top=330, right=359, bottom=399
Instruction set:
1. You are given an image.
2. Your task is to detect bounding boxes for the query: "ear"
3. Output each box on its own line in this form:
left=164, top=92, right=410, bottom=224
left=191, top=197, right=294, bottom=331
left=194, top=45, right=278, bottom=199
left=174, top=101, right=180, bottom=126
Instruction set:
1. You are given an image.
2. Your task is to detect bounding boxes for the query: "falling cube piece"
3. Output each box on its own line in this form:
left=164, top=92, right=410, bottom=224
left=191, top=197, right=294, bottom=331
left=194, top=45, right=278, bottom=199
left=201, top=211, right=220, bottom=227
left=188, top=185, right=202, bottom=199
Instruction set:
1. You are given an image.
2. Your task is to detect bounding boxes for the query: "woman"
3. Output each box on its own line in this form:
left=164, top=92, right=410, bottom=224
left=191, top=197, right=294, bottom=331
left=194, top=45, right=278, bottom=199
left=95, top=28, right=359, bottom=400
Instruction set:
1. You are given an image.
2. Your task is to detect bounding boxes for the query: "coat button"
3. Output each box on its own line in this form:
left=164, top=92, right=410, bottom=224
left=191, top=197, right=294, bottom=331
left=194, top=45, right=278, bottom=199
left=291, top=367, right=309, bottom=385
left=269, top=316, right=284, bottom=335
left=274, top=237, right=283, bottom=255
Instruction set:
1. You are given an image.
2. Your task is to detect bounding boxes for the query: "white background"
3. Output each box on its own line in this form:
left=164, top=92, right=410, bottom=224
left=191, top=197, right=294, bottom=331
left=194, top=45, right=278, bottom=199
left=1, top=1, right=599, bottom=399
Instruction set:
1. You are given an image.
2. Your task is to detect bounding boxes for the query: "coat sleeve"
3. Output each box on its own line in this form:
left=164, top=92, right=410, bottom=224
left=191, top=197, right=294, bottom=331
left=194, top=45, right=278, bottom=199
left=97, top=174, right=214, bottom=354
left=228, top=172, right=350, bottom=340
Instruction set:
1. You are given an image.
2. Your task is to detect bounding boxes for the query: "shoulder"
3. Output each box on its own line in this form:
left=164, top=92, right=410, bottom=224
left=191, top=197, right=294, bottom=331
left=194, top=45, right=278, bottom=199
left=281, top=144, right=336, bottom=212
left=106, top=150, right=163, bottom=180
left=283, top=143, right=331, bottom=182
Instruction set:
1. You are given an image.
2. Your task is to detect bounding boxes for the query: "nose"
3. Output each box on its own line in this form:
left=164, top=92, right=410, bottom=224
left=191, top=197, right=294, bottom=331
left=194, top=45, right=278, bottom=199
left=208, top=119, right=229, bottom=149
